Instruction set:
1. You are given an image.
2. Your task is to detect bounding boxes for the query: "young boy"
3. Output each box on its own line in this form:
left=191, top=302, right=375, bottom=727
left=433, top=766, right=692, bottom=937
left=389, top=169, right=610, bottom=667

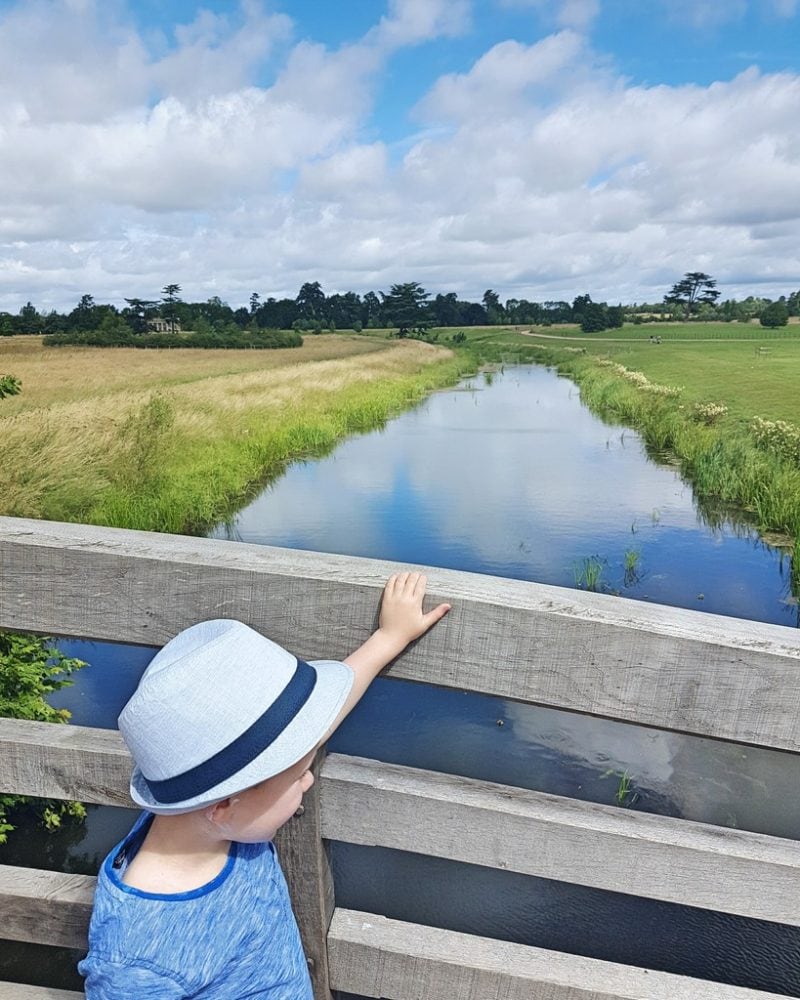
left=79, top=571, right=450, bottom=998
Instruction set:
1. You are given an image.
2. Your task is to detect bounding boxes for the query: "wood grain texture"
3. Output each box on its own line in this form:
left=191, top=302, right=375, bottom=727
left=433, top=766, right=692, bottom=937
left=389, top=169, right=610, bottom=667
left=0, top=719, right=132, bottom=805
left=274, top=749, right=334, bottom=1000
left=3, top=517, right=800, bottom=750
left=0, top=984, right=83, bottom=999
left=328, top=908, right=787, bottom=1000
left=0, top=865, right=94, bottom=949
left=320, top=755, right=800, bottom=925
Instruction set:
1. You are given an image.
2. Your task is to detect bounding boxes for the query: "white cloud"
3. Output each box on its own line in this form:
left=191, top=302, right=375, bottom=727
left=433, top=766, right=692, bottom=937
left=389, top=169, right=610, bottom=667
left=372, top=0, right=471, bottom=49
left=663, top=0, right=798, bottom=26
left=416, top=31, right=587, bottom=123
left=497, top=0, right=600, bottom=30
left=0, top=1, right=799, bottom=312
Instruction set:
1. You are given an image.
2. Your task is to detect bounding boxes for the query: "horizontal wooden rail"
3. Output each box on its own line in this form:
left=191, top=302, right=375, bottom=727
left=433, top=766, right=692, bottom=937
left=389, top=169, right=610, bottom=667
left=0, top=985, right=82, bottom=999
left=0, top=866, right=94, bottom=949
left=327, top=908, right=786, bottom=1000
left=3, top=517, right=800, bottom=750
left=4, top=728, right=800, bottom=932
left=320, top=755, right=800, bottom=926
left=0, top=720, right=132, bottom=806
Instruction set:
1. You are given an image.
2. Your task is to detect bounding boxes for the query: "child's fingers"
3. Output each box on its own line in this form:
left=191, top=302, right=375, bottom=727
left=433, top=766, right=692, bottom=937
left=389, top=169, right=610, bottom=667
left=412, top=573, right=427, bottom=599
left=423, top=602, right=451, bottom=628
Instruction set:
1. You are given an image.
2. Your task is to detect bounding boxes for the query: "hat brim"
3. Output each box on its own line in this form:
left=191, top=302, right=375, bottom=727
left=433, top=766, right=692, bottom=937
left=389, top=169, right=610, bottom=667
left=128, top=658, right=353, bottom=815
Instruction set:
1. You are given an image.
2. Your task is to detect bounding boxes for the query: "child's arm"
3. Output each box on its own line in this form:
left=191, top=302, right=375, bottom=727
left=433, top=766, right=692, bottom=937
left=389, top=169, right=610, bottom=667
left=320, top=572, right=450, bottom=741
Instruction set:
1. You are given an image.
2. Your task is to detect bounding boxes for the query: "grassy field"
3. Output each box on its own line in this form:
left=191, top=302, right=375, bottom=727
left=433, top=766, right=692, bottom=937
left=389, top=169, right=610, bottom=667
left=519, top=325, right=800, bottom=425
left=0, top=334, right=466, bottom=532
left=427, top=323, right=800, bottom=552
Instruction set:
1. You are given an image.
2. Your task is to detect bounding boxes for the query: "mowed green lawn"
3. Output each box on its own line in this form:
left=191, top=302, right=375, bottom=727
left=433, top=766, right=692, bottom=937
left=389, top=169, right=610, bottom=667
left=575, top=339, right=800, bottom=426
left=444, top=324, right=800, bottom=427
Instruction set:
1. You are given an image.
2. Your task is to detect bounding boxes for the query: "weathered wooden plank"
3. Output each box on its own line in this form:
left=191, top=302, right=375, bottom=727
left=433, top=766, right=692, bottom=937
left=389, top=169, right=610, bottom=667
left=328, top=908, right=787, bottom=1000
left=0, top=719, right=132, bottom=806
left=0, top=866, right=94, bottom=949
left=320, top=755, right=800, bottom=926
left=274, top=748, right=334, bottom=1000
left=0, top=984, right=83, bottom=999
left=3, top=517, right=800, bottom=750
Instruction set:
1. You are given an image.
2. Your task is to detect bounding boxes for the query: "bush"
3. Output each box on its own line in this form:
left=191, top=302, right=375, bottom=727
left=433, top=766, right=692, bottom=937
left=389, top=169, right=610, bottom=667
left=692, top=402, right=728, bottom=425
left=0, top=633, right=87, bottom=842
left=760, top=302, right=789, bottom=328
left=751, top=416, right=800, bottom=464
left=0, top=374, right=21, bottom=399
left=43, top=329, right=302, bottom=350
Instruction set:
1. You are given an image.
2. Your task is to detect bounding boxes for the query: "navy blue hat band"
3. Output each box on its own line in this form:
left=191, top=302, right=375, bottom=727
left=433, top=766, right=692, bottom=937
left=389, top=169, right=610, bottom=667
left=144, top=658, right=317, bottom=804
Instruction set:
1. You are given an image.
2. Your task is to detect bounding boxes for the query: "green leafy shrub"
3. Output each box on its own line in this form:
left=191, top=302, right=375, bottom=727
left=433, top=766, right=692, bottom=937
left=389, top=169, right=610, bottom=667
left=692, top=401, right=728, bottom=425
left=42, top=328, right=302, bottom=349
left=0, top=374, right=21, bottom=399
left=751, top=416, right=800, bottom=465
left=0, top=633, right=87, bottom=842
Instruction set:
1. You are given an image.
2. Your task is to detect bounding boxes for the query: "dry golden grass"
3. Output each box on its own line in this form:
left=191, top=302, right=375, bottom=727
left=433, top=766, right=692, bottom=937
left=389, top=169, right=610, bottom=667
left=0, top=335, right=390, bottom=412
left=0, top=336, right=455, bottom=527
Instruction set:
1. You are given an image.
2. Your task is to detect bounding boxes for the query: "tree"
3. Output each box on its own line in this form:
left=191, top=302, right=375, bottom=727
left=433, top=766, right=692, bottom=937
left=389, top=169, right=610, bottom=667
left=361, top=291, right=382, bottom=328
left=295, top=282, right=326, bottom=322
left=249, top=292, right=261, bottom=315
left=571, top=294, right=592, bottom=323
left=17, top=301, right=41, bottom=334
left=123, top=298, right=159, bottom=334
left=161, top=283, right=182, bottom=333
left=482, top=289, right=504, bottom=324
left=380, top=282, right=430, bottom=336
left=431, top=292, right=461, bottom=327
left=580, top=302, right=609, bottom=333
left=255, top=297, right=298, bottom=330
left=664, top=272, right=720, bottom=318
left=760, top=301, right=789, bottom=328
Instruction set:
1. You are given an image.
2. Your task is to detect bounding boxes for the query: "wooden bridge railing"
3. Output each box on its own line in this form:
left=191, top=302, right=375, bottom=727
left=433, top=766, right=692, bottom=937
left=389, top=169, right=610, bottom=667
left=1, top=516, right=800, bottom=999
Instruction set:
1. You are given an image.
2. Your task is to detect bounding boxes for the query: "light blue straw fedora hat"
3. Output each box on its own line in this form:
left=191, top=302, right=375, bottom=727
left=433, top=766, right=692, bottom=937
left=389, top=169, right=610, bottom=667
left=118, top=619, right=354, bottom=814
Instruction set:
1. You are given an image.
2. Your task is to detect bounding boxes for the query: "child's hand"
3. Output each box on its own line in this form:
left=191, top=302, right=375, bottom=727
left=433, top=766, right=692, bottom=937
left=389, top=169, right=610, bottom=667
left=378, top=572, right=451, bottom=650
left=330, top=572, right=451, bottom=739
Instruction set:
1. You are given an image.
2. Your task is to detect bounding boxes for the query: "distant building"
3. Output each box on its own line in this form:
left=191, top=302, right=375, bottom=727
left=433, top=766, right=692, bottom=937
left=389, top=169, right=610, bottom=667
left=148, top=318, right=181, bottom=333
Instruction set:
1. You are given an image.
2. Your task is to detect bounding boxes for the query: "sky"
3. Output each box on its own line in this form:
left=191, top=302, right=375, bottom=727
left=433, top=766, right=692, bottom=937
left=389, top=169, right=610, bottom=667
left=0, top=0, right=799, bottom=312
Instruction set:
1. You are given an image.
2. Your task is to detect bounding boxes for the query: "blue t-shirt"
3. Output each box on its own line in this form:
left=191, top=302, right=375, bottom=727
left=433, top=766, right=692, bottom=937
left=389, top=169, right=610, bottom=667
left=78, top=812, right=313, bottom=999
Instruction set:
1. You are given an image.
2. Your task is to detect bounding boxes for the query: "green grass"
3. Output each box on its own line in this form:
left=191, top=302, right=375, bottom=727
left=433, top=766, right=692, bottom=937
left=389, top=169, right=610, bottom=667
left=90, top=357, right=471, bottom=534
left=433, top=322, right=800, bottom=581
left=0, top=337, right=471, bottom=534
left=574, top=555, right=606, bottom=592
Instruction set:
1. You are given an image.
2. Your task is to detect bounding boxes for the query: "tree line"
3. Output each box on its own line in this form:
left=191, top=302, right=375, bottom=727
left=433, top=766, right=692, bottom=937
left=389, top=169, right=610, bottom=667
left=2, top=277, right=798, bottom=340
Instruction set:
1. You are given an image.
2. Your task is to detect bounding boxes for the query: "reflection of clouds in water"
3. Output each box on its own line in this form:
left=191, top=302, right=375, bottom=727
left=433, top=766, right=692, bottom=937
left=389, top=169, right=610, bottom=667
left=503, top=700, right=800, bottom=840
left=388, top=371, right=729, bottom=573
left=218, top=365, right=786, bottom=617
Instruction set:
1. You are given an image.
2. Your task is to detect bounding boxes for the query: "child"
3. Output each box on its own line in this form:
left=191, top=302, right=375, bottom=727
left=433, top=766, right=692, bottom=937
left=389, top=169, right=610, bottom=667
left=79, top=571, right=450, bottom=998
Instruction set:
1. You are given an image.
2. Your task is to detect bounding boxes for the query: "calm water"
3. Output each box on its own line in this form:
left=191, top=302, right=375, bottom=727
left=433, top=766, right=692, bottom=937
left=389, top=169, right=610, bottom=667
left=5, top=365, right=800, bottom=994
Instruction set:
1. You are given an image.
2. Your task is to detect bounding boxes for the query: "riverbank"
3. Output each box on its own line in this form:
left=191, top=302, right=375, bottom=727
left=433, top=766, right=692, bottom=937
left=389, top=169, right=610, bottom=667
left=0, top=335, right=467, bottom=533
left=445, top=324, right=800, bottom=571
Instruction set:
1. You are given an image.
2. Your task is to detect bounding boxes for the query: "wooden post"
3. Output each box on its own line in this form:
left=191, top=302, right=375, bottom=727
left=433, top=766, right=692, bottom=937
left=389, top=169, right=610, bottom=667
left=274, top=747, right=334, bottom=1000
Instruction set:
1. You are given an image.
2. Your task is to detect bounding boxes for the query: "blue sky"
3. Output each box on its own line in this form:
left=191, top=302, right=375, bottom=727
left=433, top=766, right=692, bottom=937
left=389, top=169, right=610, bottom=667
left=0, top=0, right=798, bottom=309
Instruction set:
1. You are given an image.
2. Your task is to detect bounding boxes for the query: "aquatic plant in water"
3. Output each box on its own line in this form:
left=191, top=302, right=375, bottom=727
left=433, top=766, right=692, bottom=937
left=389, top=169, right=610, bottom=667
left=623, top=548, right=642, bottom=587
left=574, top=555, right=605, bottom=592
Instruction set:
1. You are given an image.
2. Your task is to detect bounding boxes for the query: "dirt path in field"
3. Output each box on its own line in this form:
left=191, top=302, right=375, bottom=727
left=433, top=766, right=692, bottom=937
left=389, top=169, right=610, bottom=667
left=519, top=330, right=797, bottom=344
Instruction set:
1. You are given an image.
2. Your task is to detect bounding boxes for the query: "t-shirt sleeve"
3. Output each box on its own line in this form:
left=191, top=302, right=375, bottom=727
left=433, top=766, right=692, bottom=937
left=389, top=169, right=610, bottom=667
left=81, top=958, right=189, bottom=999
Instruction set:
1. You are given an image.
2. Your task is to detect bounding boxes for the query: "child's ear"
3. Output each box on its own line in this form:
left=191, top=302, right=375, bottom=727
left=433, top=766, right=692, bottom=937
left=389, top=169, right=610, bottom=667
left=206, top=796, right=237, bottom=826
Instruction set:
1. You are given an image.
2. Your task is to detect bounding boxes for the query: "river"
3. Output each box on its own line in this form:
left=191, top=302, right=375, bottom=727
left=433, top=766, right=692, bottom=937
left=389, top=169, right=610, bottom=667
left=4, top=364, right=800, bottom=995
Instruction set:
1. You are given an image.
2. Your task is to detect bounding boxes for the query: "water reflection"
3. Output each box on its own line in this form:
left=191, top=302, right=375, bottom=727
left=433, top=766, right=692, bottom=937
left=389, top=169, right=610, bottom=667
left=213, top=367, right=797, bottom=626
left=10, top=365, right=800, bottom=993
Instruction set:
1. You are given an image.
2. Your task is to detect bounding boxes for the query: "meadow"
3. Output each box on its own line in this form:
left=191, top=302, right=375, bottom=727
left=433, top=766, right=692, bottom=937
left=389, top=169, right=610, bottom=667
left=444, top=322, right=800, bottom=553
left=0, top=335, right=466, bottom=533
